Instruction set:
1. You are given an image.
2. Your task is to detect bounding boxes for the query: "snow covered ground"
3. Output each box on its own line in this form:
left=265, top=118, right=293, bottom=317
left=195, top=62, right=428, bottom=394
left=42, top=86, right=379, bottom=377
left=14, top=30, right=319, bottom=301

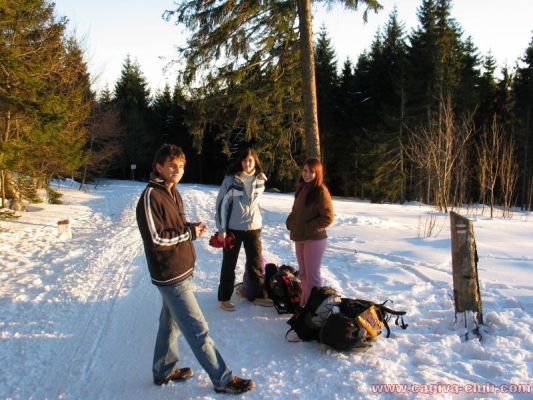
left=1, top=179, right=531, bottom=399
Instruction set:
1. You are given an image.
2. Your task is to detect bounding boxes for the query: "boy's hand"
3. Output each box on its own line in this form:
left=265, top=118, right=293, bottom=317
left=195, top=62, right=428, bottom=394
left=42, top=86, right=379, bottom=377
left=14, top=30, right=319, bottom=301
left=194, top=222, right=208, bottom=237
left=217, top=231, right=226, bottom=244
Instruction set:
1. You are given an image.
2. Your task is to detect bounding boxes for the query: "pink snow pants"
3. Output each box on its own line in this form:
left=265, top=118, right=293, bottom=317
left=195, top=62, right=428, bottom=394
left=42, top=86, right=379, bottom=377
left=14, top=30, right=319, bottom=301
left=295, top=239, right=327, bottom=307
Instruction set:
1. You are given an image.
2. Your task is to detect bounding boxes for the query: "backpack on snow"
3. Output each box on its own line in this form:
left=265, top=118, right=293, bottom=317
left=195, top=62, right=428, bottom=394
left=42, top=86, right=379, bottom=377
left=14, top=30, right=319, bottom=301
left=319, top=298, right=408, bottom=351
left=285, top=286, right=341, bottom=341
left=306, top=286, right=342, bottom=329
left=319, top=313, right=372, bottom=352
left=265, top=263, right=302, bottom=314
left=339, top=298, right=408, bottom=338
left=286, top=309, right=321, bottom=341
left=285, top=286, right=408, bottom=351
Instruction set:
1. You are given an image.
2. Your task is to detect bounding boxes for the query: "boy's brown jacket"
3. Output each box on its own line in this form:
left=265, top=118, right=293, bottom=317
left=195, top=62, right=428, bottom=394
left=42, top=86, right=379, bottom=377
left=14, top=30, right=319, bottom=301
left=286, top=184, right=334, bottom=241
left=136, top=175, right=197, bottom=286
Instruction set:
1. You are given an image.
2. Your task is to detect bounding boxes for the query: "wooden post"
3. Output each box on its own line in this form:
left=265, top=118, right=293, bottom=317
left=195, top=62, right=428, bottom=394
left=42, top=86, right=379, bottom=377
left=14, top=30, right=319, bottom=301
left=449, top=211, right=483, bottom=325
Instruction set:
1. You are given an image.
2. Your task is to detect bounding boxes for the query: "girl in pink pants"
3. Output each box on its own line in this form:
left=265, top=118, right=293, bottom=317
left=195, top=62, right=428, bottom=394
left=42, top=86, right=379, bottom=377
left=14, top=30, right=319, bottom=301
left=295, top=239, right=328, bottom=306
left=286, top=158, right=334, bottom=307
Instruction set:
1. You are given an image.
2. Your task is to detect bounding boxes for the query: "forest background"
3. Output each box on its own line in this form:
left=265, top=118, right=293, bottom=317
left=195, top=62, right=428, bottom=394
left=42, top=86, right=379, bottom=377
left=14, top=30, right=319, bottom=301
left=1, top=0, right=533, bottom=219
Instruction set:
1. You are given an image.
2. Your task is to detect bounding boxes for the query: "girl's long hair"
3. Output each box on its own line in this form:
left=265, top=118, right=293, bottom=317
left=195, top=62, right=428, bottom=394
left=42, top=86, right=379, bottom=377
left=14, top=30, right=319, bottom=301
left=227, top=147, right=263, bottom=176
left=295, top=158, right=325, bottom=205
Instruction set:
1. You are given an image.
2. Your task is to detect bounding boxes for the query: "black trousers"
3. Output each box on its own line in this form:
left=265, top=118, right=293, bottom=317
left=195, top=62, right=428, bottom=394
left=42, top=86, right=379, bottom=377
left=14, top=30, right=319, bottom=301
left=217, top=229, right=265, bottom=301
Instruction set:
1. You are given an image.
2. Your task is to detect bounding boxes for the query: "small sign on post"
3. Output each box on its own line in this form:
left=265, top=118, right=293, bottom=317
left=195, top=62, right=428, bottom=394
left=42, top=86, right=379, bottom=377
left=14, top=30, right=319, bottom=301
left=449, top=211, right=483, bottom=326
left=130, top=164, right=136, bottom=180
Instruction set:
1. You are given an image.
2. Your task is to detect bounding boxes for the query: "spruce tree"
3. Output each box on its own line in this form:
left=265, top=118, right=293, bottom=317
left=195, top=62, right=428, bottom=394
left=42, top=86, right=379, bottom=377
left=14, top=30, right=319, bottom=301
left=405, top=0, right=464, bottom=124
left=113, top=56, right=153, bottom=179
left=495, top=66, right=516, bottom=130
left=314, top=26, right=338, bottom=188
left=165, top=0, right=382, bottom=162
left=513, top=35, right=533, bottom=209
left=372, top=9, right=409, bottom=202
left=477, top=53, right=499, bottom=126
left=0, top=0, right=66, bottom=203
left=0, top=0, right=92, bottom=206
left=335, top=58, right=362, bottom=196
left=152, top=84, right=174, bottom=145
left=455, top=36, right=481, bottom=118
left=406, top=0, right=439, bottom=122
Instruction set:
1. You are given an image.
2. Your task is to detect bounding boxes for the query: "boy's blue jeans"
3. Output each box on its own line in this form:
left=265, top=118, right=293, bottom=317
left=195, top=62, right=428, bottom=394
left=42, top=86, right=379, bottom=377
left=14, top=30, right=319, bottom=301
left=154, top=277, right=232, bottom=387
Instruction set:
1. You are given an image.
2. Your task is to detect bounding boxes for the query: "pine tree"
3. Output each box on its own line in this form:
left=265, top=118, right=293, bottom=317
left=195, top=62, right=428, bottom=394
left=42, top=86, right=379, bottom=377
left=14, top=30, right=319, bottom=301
left=0, top=1, right=92, bottom=206
left=477, top=53, right=499, bottom=126
left=371, top=9, right=409, bottom=202
left=98, top=85, right=114, bottom=109
left=314, top=26, right=338, bottom=187
left=335, top=58, right=362, bottom=196
left=454, top=36, right=481, bottom=117
left=495, top=66, right=516, bottom=130
left=513, top=35, right=533, bottom=209
left=0, top=0, right=66, bottom=204
left=350, top=50, right=379, bottom=199
left=433, top=0, right=463, bottom=103
left=113, top=56, right=153, bottom=179
left=41, top=37, right=92, bottom=179
left=405, top=0, right=463, bottom=124
left=406, top=0, right=439, bottom=122
left=403, top=0, right=475, bottom=204
left=152, top=84, right=174, bottom=145
left=165, top=0, right=382, bottom=162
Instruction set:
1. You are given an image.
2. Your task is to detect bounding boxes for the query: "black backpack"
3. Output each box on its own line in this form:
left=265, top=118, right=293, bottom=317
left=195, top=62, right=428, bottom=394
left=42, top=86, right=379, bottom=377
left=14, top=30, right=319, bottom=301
left=285, top=286, right=340, bottom=342
left=306, top=286, right=342, bottom=329
left=340, top=298, right=408, bottom=338
left=265, top=264, right=302, bottom=314
left=286, top=309, right=320, bottom=341
left=319, top=313, right=372, bottom=352
left=285, top=286, right=408, bottom=350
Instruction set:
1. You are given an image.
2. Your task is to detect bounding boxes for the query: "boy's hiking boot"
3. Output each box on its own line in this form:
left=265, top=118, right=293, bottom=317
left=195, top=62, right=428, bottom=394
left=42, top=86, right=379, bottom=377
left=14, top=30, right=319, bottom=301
left=220, top=301, right=236, bottom=311
left=253, top=297, right=274, bottom=307
left=214, top=376, right=255, bottom=394
left=154, top=367, right=193, bottom=385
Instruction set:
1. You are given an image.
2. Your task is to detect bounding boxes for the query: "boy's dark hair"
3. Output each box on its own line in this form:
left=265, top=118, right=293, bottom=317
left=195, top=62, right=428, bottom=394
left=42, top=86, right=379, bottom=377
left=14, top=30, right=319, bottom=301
left=227, top=147, right=262, bottom=175
left=153, top=144, right=186, bottom=172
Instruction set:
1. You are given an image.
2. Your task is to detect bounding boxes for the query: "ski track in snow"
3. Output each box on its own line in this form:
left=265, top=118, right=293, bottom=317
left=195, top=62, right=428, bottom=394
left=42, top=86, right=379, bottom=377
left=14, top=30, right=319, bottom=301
left=1, top=180, right=532, bottom=399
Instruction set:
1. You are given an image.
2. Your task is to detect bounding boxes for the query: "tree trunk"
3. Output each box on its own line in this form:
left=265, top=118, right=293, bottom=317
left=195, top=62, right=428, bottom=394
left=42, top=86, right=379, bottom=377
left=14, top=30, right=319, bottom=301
left=79, top=166, right=87, bottom=191
left=0, top=170, right=5, bottom=208
left=1, top=110, right=10, bottom=208
left=296, top=0, right=321, bottom=159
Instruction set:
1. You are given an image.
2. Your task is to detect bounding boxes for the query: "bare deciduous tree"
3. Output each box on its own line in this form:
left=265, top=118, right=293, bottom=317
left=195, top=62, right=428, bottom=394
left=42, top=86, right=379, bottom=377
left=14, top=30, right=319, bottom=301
left=477, top=116, right=503, bottom=218
left=499, top=136, right=519, bottom=218
left=406, top=97, right=474, bottom=212
left=79, top=106, right=125, bottom=189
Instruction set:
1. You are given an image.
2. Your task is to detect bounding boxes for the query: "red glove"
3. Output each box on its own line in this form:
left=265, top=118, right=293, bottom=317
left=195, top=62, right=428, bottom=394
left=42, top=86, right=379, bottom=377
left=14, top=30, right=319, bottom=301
left=209, top=232, right=236, bottom=250
left=209, top=234, right=223, bottom=248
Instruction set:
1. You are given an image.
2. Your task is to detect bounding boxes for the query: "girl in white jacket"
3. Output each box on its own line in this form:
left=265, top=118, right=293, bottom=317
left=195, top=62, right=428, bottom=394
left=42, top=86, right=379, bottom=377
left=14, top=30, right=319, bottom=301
left=215, top=147, right=273, bottom=311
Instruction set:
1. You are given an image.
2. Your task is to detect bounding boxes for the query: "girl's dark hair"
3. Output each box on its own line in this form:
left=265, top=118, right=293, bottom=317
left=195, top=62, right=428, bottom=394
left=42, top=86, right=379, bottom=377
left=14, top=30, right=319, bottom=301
left=295, top=158, right=325, bottom=205
left=227, top=147, right=262, bottom=175
left=153, top=144, right=185, bottom=172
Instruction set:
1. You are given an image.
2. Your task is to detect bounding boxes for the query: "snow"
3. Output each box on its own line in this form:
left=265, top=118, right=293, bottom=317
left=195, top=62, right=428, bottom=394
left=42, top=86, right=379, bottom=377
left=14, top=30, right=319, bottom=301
left=1, top=180, right=532, bottom=399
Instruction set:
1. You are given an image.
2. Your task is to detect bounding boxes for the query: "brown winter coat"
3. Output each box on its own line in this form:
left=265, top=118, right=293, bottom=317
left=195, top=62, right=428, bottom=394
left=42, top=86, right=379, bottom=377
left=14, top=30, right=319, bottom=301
left=286, top=184, right=334, bottom=241
left=136, top=175, right=197, bottom=286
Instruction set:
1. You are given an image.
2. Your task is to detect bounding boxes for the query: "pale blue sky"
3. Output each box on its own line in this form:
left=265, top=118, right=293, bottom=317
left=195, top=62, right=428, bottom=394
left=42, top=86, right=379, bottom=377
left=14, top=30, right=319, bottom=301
left=53, top=0, right=533, bottom=94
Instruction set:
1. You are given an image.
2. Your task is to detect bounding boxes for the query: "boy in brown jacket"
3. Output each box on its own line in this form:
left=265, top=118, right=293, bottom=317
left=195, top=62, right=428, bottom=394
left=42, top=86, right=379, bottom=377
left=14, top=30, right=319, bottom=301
left=136, top=144, right=254, bottom=394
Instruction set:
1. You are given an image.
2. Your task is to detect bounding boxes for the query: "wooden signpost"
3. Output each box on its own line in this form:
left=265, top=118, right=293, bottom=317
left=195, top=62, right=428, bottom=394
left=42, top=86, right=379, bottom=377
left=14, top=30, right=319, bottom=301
left=449, top=211, right=483, bottom=327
